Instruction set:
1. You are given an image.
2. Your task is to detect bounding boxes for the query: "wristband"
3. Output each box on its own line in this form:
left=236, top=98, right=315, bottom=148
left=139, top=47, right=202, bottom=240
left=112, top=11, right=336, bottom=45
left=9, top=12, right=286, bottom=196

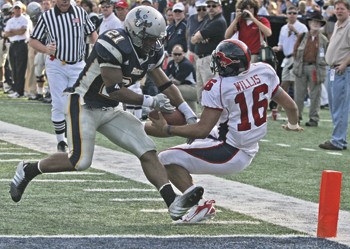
left=142, top=95, right=154, bottom=107
left=166, top=125, right=172, bottom=135
left=287, top=122, right=299, bottom=130
left=178, top=102, right=196, bottom=120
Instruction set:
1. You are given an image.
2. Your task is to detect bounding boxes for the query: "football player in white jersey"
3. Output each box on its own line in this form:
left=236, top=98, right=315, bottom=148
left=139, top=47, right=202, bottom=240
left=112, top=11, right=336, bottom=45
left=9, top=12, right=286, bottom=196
left=147, top=39, right=303, bottom=223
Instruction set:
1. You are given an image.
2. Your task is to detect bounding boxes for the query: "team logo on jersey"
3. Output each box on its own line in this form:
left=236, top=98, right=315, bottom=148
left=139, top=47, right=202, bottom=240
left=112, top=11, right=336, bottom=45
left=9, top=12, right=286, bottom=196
left=131, top=67, right=143, bottom=75
left=135, top=9, right=152, bottom=28
left=217, top=51, right=239, bottom=68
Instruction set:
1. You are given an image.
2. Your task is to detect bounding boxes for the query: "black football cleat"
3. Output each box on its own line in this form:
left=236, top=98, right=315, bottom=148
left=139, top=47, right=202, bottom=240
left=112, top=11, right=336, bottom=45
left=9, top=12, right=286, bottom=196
left=10, top=161, right=31, bottom=202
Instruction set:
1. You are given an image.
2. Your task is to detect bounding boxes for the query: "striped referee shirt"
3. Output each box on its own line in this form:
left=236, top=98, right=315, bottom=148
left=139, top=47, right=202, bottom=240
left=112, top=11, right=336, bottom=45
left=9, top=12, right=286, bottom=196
left=31, top=5, right=95, bottom=63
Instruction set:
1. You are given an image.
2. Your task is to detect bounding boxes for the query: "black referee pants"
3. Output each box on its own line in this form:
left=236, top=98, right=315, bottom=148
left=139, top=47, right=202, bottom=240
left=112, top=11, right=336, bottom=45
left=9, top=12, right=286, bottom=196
left=9, top=41, right=28, bottom=96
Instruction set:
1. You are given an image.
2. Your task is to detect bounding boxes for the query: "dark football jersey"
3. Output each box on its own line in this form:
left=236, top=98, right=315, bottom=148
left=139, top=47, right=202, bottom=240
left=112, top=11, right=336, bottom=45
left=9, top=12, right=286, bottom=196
left=72, top=29, right=164, bottom=108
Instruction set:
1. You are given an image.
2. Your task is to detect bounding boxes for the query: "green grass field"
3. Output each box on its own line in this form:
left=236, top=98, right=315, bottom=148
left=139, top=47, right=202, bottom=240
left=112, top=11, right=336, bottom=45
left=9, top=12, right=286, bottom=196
left=0, top=92, right=349, bottom=237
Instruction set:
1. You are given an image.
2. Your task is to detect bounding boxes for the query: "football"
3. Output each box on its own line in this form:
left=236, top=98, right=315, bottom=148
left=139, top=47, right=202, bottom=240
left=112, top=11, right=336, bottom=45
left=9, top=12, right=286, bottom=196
left=148, top=109, right=187, bottom=126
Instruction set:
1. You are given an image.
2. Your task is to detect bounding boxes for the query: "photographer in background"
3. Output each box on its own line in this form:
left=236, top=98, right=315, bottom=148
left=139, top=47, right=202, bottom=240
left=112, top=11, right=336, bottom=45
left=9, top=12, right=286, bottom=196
left=225, top=0, right=272, bottom=62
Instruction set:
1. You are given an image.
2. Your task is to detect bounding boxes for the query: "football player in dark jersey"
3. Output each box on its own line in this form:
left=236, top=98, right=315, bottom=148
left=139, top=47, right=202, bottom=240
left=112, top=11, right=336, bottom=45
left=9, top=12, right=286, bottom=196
left=9, top=6, right=202, bottom=221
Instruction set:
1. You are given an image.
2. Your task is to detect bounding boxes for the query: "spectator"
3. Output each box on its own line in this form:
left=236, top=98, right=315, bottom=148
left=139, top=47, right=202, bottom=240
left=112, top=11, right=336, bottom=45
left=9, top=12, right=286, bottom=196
left=28, top=0, right=52, bottom=102
left=191, top=0, right=226, bottom=109
left=186, top=0, right=208, bottom=65
left=225, top=0, right=272, bottom=63
left=298, top=0, right=308, bottom=18
left=25, top=2, right=40, bottom=100
left=29, top=0, right=98, bottom=152
left=293, top=11, right=328, bottom=127
left=99, top=0, right=122, bottom=34
left=114, top=0, right=129, bottom=26
left=0, top=2, right=11, bottom=92
left=165, top=44, right=197, bottom=113
left=258, top=0, right=269, bottom=15
left=165, top=2, right=187, bottom=56
left=319, top=0, right=350, bottom=150
left=147, top=39, right=303, bottom=223
left=1, top=2, right=13, bottom=94
left=165, top=7, right=174, bottom=25
left=4, top=1, right=30, bottom=98
left=271, top=6, right=308, bottom=119
left=187, top=0, right=198, bottom=16
left=141, top=0, right=153, bottom=7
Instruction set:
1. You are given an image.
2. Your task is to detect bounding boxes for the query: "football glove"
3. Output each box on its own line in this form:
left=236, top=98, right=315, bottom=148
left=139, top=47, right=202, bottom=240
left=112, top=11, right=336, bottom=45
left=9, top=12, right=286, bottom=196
left=143, top=94, right=175, bottom=113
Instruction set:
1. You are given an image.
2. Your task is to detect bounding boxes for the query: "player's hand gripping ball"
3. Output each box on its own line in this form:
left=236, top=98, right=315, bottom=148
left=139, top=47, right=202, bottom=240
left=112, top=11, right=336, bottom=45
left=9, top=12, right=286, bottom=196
left=148, top=109, right=187, bottom=126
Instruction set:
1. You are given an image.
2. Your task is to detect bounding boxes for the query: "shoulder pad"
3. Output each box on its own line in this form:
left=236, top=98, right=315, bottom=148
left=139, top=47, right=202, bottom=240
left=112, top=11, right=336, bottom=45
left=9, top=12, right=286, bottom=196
left=96, top=29, right=132, bottom=65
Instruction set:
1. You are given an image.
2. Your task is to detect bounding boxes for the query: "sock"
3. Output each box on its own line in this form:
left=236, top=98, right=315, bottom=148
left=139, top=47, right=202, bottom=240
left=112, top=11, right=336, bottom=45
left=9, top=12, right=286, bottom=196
left=159, top=183, right=176, bottom=207
left=37, top=87, right=43, bottom=95
left=56, top=133, right=65, bottom=143
left=23, top=162, right=42, bottom=180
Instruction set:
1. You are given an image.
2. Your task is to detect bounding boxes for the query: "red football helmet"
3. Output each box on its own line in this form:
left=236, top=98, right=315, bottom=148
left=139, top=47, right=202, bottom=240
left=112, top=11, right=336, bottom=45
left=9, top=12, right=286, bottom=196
left=210, top=39, right=251, bottom=77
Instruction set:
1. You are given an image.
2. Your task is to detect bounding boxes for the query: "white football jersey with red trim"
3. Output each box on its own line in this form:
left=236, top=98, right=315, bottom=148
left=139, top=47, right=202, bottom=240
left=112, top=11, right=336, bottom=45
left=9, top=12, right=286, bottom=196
left=201, top=62, right=280, bottom=156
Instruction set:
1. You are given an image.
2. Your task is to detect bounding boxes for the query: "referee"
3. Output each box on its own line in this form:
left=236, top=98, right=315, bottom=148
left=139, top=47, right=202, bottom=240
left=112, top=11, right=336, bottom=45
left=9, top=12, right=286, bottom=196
left=29, top=0, right=97, bottom=152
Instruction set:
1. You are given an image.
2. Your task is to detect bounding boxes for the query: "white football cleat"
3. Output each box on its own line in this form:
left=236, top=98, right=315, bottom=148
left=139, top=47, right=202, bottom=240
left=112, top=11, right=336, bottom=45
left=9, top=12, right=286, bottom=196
left=177, top=199, right=216, bottom=223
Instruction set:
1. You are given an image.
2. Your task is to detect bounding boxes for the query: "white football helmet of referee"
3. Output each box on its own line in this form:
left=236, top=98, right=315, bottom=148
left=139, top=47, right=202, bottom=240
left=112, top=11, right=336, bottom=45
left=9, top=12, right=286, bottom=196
left=124, top=6, right=166, bottom=55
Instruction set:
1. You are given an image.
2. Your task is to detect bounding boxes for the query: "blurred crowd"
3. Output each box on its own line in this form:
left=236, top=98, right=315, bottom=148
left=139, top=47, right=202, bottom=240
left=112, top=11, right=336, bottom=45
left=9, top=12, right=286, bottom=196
left=0, top=0, right=346, bottom=120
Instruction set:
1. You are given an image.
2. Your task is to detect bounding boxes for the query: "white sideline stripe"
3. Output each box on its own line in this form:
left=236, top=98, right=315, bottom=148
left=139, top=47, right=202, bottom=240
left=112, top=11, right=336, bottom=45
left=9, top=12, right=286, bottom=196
left=0, top=152, right=40, bottom=155
left=326, top=152, right=343, bottom=156
left=301, top=148, right=317, bottom=151
left=111, top=198, right=163, bottom=202
left=260, top=139, right=269, bottom=142
left=140, top=209, right=169, bottom=213
left=0, top=142, right=9, bottom=145
left=0, top=148, right=23, bottom=150
left=0, top=159, right=40, bottom=162
left=275, top=143, right=291, bottom=147
left=207, top=221, right=261, bottom=225
left=85, top=188, right=156, bottom=192
left=140, top=209, right=222, bottom=213
left=50, top=172, right=105, bottom=175
left=0, top=179, right=127, bottom=183
left=0, top=234, right=311, bottom=238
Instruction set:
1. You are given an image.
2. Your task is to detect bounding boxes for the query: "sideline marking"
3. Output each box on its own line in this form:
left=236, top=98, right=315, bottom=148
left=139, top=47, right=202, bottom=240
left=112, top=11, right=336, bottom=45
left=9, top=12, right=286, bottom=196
left=85, top=188, right=156, bottom=192
left=326, top=152, right=343, bottom=156
left=301, top=148, right=317, bottom=151
left=276, top=144, right=291, bottom=147
left=0, top=179, right=127, bottom=183
left=50, top=172, right=105, bottom=175
left=0, top=152, right=40, bottom=155
left=0, top=159, right=40, bottom=162
left=0, top=234, right=311, bottom=238
left=111, top=198, right=163, bottom=202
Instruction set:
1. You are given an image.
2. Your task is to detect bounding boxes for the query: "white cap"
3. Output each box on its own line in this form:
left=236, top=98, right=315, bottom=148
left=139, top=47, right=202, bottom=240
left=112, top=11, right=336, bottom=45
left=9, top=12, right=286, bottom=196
left=13, top=1, right=23, bottom=8
left=173, top=2, right=185, bottom=11
left=206, top=0, right=221, bottom=4
left=195, top=0, right=207, bottom=7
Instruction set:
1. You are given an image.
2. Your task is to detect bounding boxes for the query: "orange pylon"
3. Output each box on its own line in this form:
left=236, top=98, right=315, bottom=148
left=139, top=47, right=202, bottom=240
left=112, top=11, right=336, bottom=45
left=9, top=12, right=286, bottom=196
left=317, top=170, right=342, bottom=238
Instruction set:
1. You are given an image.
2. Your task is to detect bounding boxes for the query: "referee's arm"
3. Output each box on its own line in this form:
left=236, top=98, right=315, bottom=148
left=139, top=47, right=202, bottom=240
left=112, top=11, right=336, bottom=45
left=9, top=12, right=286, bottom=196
left=29, top=38, right=54, bottom=56
left=88, top=31, right=98, bottom=45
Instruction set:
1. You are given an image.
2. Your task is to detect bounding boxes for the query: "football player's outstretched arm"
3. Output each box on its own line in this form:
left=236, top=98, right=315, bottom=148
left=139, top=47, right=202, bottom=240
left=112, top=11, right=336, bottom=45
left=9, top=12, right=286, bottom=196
left=148, top=107, right=221, bottom=138
left=272, top=86, right=304, bottom=132
left=149, top=67, right=197, bottom=124
left=148, top=67, right=185, bottom=107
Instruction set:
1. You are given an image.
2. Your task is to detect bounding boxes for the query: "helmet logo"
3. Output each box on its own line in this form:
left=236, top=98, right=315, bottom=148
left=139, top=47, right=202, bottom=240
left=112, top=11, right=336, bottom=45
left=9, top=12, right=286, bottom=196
left=135, top=9, right=153, bottom=28
left=217, top=51, right=239, bottom=68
